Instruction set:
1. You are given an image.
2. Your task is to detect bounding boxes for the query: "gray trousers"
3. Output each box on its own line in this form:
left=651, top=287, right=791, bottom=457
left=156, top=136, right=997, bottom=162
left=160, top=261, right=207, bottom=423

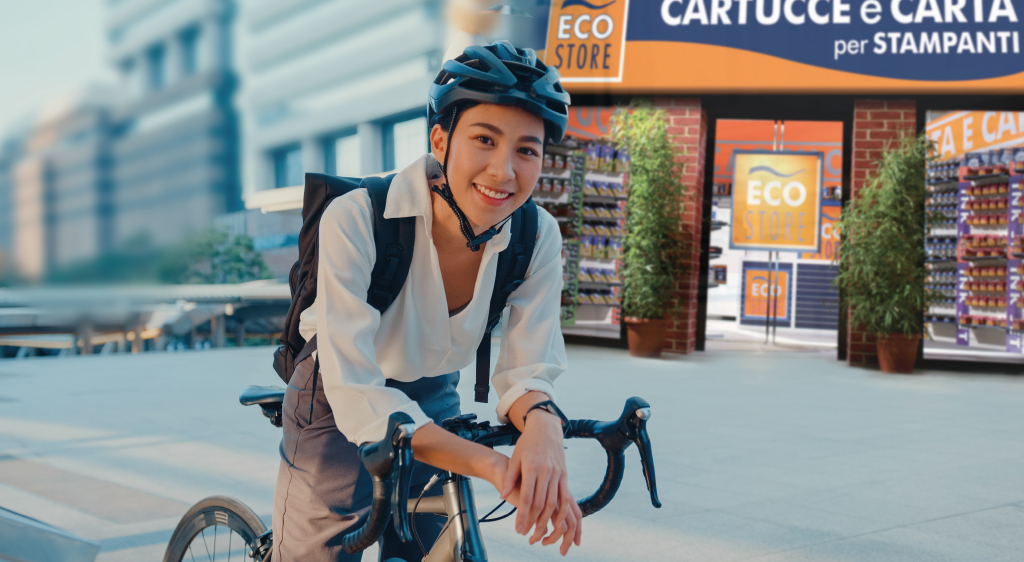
left=272, top=352, right=461, bottom=561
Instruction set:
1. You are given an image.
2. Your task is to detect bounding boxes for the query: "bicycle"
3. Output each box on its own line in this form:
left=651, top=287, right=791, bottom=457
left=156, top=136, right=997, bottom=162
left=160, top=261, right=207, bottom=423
left=162, top=385, right=661, bottom=562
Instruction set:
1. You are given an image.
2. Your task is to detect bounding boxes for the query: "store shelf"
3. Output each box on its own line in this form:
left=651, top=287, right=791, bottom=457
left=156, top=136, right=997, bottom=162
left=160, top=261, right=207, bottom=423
left=927, top=180, right=959, bottom=191
left=533, top=191, right=570, bottom=203
left=959, top=255, right=1008, bottom=262
left=581, top=217, right=625, bottom=225
left=963, top=173, right=1010, bottom=184
left=583, top=195, right=628, bottom=204
left=579, top=281, right=621, bottom=289
left=963, top=324, right=1008, bottom=331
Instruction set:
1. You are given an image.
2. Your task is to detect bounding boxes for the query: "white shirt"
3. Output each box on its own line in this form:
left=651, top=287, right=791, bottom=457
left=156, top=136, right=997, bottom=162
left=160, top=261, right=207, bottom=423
left=298, top=154, right=567, bottom=445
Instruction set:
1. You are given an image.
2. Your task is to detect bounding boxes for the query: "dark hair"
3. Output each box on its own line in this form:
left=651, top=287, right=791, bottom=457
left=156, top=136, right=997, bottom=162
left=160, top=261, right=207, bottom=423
left=428, top=100, right=480, bottom=134
left=428, top=100, right=547, bottom=149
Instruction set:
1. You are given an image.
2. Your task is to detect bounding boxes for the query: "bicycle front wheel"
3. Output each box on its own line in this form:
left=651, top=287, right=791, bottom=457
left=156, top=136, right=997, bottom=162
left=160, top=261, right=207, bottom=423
left=162, top=495, right=268, bottom=562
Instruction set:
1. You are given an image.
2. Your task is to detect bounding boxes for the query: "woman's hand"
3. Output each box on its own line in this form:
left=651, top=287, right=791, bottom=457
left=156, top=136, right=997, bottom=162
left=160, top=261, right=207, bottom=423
left=500, top=409, right=583, bottom=556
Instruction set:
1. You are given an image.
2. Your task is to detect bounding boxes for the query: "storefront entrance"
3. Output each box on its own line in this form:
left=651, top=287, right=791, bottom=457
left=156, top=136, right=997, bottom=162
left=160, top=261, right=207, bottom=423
left=706, top=118, right=844, bottom=350
left=678, top=96, right=856, bottom=352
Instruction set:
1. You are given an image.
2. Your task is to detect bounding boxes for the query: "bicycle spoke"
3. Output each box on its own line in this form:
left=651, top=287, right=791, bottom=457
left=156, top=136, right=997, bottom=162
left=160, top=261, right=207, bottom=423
left=188, top=543, right=196, bottom=562
left=201, top=528, right=212, bottom=562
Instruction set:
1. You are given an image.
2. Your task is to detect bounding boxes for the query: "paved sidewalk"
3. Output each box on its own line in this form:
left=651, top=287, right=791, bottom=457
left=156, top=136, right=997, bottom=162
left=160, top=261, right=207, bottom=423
left=1, top=345, right=1022, bottom=561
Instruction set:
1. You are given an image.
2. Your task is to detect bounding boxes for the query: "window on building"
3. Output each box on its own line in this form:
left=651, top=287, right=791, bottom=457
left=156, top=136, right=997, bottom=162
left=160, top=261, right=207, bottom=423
left=273, top=145, right=303, bottom=188
left=326, top=132, right=361, bottom=177
left=180, top=27, right=200, bottom=77
left=146, top=43, right=165, bottom=91
left=383, top=114, right=428, bottom=172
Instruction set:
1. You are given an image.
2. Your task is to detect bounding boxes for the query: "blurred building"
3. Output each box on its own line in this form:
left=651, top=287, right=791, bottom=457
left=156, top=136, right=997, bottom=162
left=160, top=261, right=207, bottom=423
left=0, top=0, right=242, bottom=282
left=237, top=0, right=451, bottom=273
left=0, top=136, right=19, bottom=278
left=106, top=0, right=241, bottom=248
left=0, top=90, right=115, bottom=280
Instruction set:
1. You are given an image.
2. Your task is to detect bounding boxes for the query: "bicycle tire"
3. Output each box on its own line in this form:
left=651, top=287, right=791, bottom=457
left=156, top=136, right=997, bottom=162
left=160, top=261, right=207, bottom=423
left=162, top=495, right=269, bottom=562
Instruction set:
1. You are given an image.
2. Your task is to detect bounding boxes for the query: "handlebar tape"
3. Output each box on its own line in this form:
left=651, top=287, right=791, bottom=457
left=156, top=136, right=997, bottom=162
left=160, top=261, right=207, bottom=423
left=565, top=419, right=630, bottom=517
left=577, top=448, right=626, bottom=516
left=341, top=476, right=393, bottom=554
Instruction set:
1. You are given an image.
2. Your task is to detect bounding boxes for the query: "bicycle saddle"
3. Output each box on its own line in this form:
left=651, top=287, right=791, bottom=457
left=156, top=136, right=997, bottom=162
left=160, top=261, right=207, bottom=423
left=239, top=385, right=285, bottom=406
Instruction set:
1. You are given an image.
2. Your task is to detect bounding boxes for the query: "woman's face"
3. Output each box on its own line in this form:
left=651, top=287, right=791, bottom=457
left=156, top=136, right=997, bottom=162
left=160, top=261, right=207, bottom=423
left=430, top=103, right=545, bottom=231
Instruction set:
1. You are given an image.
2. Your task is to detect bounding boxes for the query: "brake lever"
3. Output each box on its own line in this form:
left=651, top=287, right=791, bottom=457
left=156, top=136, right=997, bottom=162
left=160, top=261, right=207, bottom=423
left=630, top=414, right=661, bottom=508
left=391, top=422, right=416, bottom=542
left=619, top=398, right=661, bottom=508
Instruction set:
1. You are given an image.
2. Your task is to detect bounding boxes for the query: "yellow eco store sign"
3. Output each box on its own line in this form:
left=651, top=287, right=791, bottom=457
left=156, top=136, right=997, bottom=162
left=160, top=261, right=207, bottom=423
left=731, top=151, right=824, bottom=252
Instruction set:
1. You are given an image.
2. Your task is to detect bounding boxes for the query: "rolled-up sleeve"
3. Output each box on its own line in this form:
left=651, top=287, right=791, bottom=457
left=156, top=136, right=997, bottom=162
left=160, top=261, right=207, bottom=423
left=316, top=194, right=433, bottom=445
left=492, top=209, right=567, bottom=423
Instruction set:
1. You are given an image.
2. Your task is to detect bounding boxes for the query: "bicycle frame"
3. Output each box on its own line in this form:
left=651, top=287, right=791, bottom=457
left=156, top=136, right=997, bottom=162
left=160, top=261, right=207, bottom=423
left=410, top=473, right=487, bottom=562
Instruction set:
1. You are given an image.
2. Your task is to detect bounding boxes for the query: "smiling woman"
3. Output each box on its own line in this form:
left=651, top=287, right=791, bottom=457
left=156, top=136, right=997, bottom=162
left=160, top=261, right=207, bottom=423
left=270, top=40, right=583, bottom=562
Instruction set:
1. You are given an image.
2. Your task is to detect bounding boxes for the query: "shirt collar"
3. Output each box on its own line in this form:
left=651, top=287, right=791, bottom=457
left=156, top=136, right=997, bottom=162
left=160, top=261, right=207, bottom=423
left=383, top=153, right=512, bottom=253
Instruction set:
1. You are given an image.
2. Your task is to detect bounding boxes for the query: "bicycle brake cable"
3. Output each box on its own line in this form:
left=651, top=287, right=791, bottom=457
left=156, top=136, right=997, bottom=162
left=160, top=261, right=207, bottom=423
left=411, top=471, right=444, bottom=558
left=479, top=500, right=517, bottom=523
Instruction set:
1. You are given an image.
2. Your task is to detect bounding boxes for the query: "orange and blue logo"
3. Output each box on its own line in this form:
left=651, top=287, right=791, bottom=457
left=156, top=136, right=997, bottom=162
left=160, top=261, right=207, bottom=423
left=731, top=150, right=823, bottom=253
left=543, top=0, right=629, bottom=82
left=742, top=266, right=791, bottom=322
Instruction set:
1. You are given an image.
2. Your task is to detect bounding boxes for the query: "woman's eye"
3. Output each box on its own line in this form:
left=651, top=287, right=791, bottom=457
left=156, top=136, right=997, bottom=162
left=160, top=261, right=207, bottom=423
left=476, top=135, right=494, bottom=145
left=520, top=147, right=539, bottom=157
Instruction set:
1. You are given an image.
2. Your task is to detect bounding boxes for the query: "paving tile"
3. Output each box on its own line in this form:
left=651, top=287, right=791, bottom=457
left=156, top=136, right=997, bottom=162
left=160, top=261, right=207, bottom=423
left=719, top=499, right=891, bottom=538
left=902, top=505, right=1024, bottom=552
left=750, top=526, right=1024, bottom=562
left=0, top=456, right=187, bottom=524
left=780, top=487, right=952, bottom=528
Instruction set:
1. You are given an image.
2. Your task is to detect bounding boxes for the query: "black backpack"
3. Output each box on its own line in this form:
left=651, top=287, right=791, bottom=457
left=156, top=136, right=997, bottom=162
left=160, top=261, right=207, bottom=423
left=272, top=172, right=538, bottom=404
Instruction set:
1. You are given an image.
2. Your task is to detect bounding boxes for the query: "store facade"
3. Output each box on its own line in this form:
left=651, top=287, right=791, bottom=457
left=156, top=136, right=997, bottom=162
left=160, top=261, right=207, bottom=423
left=530, top=0, right=1024, bottom=364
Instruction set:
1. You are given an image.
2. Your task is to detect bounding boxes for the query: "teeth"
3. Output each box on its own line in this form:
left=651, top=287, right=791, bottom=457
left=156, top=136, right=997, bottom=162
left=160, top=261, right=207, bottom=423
left=475, top=184, right=511, bottom=200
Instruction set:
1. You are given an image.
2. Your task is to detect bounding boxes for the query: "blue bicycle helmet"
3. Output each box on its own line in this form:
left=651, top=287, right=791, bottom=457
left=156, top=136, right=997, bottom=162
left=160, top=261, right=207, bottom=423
left=427, top=40, right=570, bottom=252
left=429, top=40, right=570, bottom=144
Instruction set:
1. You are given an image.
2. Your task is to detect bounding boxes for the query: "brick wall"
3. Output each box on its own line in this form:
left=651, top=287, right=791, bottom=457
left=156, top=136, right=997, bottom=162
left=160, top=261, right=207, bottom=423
left=652, top=97, right=707, bottom=354
left=847, top=99, right=918, bottom=366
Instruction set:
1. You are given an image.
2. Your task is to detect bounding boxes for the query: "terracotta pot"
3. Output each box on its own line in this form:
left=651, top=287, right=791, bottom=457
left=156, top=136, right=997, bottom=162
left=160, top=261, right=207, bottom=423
left=876, top=334, right=921, bottom=374
left=624, top=317, right=669, bottom=358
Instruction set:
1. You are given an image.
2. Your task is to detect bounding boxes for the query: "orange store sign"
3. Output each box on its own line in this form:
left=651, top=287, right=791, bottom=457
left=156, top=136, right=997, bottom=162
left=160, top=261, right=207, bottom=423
left=742, top=268, right=791, bottom=321
left=926, top=111, right=1024, bottom=160
left=543, top=0, right=629, bottom=82
left=731, top=151, right=823, bottom=253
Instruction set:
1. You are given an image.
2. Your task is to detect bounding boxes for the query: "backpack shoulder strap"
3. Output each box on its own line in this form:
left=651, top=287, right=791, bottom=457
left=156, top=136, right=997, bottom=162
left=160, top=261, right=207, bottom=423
left=474, top=198, right=539, bottom=403
left=364, top=174, right=414, bottom=313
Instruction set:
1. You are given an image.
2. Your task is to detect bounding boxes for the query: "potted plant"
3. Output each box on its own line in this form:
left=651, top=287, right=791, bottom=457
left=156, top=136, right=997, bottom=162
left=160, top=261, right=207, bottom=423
left=834, top=134, right=934, bottom=373
left=611, top=102, right=688, bottom=357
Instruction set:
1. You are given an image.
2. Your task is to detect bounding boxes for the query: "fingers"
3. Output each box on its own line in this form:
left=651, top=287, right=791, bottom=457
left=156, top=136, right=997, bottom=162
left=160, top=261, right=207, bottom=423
left=541, top=502, right=569, bottom=547
left=501, top=454, right=521, bottom=499
left=530, top=475, right=560, bottom=544
left=560, top=511, right=576, bottom=556
left=524, top=465, right=552, bottom=536
left=542, top=475, right=571, bottom=546
left=572, top=501, right=583, bottom=547
left=515, top=463, right=537, bottom=534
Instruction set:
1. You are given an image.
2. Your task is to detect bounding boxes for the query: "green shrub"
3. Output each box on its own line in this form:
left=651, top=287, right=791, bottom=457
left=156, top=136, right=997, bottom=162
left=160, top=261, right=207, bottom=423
left=611, top=102, right=689, bottom=320
left=834, top=133, right=934, bottom=336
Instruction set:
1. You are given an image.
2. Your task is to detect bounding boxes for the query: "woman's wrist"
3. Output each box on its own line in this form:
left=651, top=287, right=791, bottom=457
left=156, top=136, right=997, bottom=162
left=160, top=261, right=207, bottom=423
left=476, top=450, right=509, bottom=488
left=524, top=407, right=564, bottom=430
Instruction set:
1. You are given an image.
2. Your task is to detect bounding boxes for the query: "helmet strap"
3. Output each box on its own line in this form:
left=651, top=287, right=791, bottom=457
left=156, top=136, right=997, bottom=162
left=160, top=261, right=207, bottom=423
left=430, top=104, right=511, bottom=252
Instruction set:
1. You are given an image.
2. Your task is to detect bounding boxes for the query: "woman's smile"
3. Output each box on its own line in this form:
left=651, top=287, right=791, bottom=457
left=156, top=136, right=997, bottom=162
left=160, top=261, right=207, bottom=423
left=473, top=183, right=513, bottom=205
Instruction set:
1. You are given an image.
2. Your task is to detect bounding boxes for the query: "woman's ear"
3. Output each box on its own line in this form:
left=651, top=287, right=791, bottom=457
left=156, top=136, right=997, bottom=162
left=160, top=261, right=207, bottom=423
left=430, top=123, right=448, bottom=163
